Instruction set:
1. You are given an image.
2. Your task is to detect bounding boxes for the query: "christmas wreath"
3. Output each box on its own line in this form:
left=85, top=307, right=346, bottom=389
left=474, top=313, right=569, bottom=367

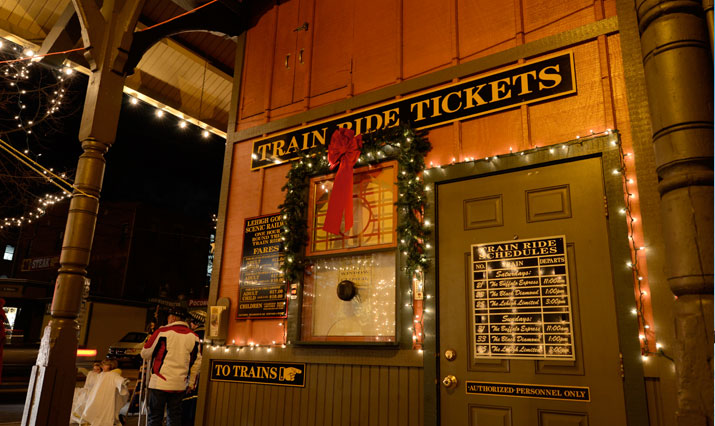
left=279, top=123, right=432, bottom=284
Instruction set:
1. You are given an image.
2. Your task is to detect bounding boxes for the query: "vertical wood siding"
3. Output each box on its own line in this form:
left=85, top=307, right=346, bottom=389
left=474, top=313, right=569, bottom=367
left=203, top=364, right=424, bottom=426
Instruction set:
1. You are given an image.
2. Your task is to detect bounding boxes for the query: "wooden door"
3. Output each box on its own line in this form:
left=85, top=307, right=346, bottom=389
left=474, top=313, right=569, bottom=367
left=437, top=157, right=628, bottom=425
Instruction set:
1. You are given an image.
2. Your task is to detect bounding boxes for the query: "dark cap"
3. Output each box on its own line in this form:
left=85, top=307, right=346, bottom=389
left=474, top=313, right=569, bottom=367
left=167, top=307, right=188, bottom=320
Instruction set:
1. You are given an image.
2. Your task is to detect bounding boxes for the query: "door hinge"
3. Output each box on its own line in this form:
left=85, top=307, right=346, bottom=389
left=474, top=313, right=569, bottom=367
left=619, top=352, right=625, bottom=380
left=604, top=196, right=609, bottom=219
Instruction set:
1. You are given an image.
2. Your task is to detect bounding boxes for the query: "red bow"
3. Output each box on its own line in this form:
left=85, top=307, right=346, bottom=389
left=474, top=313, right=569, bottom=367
left=323, top=128, right=363, bottom=235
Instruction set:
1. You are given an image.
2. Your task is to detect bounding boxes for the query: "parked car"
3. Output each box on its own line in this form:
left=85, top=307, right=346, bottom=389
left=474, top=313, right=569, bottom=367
left=107, top=331, right=148, bottom=366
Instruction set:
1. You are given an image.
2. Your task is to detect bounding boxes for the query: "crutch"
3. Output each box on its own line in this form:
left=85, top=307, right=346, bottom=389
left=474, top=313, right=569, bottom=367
left=137, top=358, right=150, bottom=426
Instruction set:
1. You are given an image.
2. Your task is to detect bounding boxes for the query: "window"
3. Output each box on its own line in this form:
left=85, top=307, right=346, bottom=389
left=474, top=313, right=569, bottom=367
left=3, top=245, right=14, bottom=261
left=307, top=162, right=396, bottom=255
left=301, top=161, right=398, bottom=343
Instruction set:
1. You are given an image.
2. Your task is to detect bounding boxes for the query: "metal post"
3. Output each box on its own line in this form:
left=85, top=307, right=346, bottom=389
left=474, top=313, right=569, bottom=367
left=703, top=0, right=714, bottom=55
left=636, top=1, right=714, bottom=424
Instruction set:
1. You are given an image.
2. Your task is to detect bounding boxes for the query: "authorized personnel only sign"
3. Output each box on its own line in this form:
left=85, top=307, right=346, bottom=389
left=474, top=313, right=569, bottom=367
left=466, top=381, right=590, bottom=402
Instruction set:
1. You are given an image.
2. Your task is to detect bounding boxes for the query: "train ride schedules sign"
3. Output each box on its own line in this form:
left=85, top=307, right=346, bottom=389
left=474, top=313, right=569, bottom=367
left=237, top=213, right=287, bottom=318
left=471, top=236, right=575, bottom=360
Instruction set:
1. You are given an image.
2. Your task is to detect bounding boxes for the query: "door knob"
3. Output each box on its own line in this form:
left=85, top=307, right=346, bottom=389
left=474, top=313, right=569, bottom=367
left=442, top=375, right=458, bottom=389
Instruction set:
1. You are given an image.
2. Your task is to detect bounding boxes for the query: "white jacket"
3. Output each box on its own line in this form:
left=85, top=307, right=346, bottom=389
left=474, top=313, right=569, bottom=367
left=141, top=321, right=202, bottom=391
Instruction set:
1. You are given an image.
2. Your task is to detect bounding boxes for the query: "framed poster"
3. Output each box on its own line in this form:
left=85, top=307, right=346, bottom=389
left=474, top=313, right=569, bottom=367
left=471, top=236, right=576, bottom=360
left=237, top=213, right=287, bottom=318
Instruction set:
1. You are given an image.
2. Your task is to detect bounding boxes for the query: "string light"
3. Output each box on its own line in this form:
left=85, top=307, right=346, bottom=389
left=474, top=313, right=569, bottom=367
left=614, top=133, right=656, bottom=356
left=0, top=42, right=84, bottom=230
left=262, top=128, right=657, bottom=356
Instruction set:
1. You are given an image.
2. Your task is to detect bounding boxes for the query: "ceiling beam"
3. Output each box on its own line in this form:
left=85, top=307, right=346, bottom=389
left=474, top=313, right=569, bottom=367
left=36, top=2, right=83, bottom=68
left=124, top=1, right=245, bottom=76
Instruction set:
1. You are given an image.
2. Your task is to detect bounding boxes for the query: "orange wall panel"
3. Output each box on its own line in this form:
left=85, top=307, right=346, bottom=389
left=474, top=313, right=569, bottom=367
left=310, top=0, right=353, bottom=97
left=604, top=0, right=617, bottom=18
left=529, top=43, right=607, bottom=146
left=270, top=0, right=301, bottom=110
left=219, top=144, right=260, bottom=334
left=219, top=143, right=289, bottom=343
left=458, top=0, right=516, bottom=59
left=403, top=0, right=453, bottom=79
left=462, top=38, right=518, bottom=62
left=461, top=108, right=525, bottom=158
left=261, top=164, right=290, bottom=214
left=522, top=0, right=593, bottom=33
left=219, top=144, right=260, bottom=292
left=239, top=6, right=276, bottom=120
left=423, top=124, right=458, bottom=167
left=353, top=0, right=401, bottom=94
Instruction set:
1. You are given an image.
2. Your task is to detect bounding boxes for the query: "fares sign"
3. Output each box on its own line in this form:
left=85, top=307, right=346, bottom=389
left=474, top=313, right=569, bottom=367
left=210, top=359, right=305, bottom=387
left=237, top=213, right=287, bottom=318
left=471, top=236, right=576, bottom=360
left=250, top=52, right=575, bottom=169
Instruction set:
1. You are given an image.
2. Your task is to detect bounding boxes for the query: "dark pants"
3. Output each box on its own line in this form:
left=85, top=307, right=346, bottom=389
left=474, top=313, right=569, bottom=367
left=148, top=388, right=184, bottom=426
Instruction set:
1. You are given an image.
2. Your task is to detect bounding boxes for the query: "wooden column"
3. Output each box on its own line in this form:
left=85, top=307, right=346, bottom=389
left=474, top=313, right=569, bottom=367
left=22, top=1, right=143, bottom=424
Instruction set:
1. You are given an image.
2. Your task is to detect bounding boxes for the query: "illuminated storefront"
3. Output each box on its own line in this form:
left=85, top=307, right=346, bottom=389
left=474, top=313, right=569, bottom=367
left=195, top=1, right=713, bottom=425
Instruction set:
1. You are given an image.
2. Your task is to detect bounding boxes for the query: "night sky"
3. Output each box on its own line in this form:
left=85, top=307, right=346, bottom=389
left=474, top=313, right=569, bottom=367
left=0, top=63, right=225, bottom=224
left=104, top=95, right=225, bottom=221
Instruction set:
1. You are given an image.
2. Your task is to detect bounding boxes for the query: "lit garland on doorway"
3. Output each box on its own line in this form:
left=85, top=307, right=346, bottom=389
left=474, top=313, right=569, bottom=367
left=421, top=129, right=657, bottom=358
left=224, top=128, right=656, bottom=357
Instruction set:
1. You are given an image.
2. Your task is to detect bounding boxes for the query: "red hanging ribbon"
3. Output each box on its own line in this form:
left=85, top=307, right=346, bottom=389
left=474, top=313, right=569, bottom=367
left=323, top=128, right=363, bottom=235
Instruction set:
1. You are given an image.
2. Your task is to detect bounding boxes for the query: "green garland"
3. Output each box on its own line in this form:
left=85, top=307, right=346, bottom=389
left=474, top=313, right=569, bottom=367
left=278, top=123, right=432, bottom=284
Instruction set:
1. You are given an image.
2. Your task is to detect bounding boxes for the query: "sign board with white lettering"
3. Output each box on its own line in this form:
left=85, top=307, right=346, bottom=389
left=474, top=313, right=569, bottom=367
left=471, top=236, right=575, bottom=360
left=237, top=213, right=287, bottom=318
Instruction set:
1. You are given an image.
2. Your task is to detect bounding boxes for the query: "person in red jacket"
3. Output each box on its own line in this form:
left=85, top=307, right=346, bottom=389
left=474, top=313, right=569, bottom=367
left=141, top=307, right=202, bottom=426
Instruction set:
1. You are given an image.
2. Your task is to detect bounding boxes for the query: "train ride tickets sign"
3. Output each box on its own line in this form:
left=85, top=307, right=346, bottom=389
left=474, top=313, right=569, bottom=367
left=250, top=52, right=575, bottom=170
left=471, top=236, right=575, bottom=360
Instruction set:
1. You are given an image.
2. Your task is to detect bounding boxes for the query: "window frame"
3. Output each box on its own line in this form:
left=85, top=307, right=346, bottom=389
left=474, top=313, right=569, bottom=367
left=305, top=160, right=398, bottom=257
left=298, top=160, right=401, bottom=345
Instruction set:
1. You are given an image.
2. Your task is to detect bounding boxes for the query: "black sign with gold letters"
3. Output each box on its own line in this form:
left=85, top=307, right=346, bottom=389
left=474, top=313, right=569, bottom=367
left=210, top=359, right=306, bottom=387
left=250, top=52, right=575, bottom=169
left=237, top=213, right=287, bottom=318
left=466, top=381, right=590, bottom=402
left=471, top=236, right=576, bottom=360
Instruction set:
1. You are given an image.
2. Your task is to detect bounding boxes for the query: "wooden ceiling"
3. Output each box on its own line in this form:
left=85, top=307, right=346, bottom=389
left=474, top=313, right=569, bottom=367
left=0, top=0, right=241, bottom=136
